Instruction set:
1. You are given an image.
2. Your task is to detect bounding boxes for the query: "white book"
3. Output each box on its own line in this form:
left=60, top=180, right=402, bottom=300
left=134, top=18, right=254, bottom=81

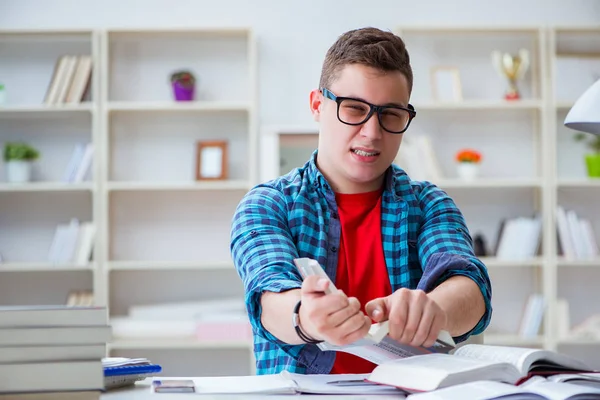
left=47, top=224, right=69, bottom=263
left=580, top=219, right=599, bottom=258
left=73, top=143, right=94, bottom=183
left=58, top=218, right=80, bottom=263
left=151, top=373, right=401, bottom=396
left=406, top=379, right=600, bottom=400
left=0, top=305, right=107, bottom=327
left=557, top=206, right=576, bottom=259
left=62, top=144, right=86, bottom=182
left=0, top=360, right=103, bottom=393
left=367, top=344, right=591, bottom=393
left=44, top=55, right=69, bottom=105
left=66, top=55, right=93, bottom=104
left=0, top=325, right=111, bottom=346
left=73, top=222, right=96, bottom=266
left=566, top=210, right=586, bottom=259
left=54, top=55, right=78, bottom=104
left=0, top=344, right=106, bottom=363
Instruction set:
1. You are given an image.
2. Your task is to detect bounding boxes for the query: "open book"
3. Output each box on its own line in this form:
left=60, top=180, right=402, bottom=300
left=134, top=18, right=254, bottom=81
left=293, top=257, right=456, bottom=365
left=150, top=373, right=404, bottom=396
left=366, top=344, right=595, bottom=393
left=406, top=378, right=600, bottom=400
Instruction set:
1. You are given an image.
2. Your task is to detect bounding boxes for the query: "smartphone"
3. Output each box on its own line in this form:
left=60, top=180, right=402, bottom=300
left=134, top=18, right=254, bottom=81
left=152, top=379, right=195, bottom=393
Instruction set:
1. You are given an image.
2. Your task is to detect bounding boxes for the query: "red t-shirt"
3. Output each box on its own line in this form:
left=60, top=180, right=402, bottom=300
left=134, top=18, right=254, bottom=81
left=330, top=187, right=392, bottom=374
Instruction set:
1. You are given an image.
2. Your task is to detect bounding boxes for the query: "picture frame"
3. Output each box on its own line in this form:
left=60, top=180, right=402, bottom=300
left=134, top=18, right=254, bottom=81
left=431, top=66, right=463, bottom=102
left=195, top=140, right=228, bottom=180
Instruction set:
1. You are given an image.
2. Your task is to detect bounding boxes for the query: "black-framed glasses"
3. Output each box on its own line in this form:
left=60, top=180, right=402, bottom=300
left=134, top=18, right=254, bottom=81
left=321, top=88, right=416, bottom=134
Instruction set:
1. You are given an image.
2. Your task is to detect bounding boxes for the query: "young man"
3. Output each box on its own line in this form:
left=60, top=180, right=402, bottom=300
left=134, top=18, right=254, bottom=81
left=230, top=27, right=492, bottom=375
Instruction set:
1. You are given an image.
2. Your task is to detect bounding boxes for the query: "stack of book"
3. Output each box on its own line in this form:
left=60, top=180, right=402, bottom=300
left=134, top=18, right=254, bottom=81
left=0, top=305, right=111, bottom=398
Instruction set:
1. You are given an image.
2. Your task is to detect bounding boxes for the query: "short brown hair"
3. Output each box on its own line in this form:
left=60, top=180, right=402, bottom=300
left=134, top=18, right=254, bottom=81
left=319, top=27, right=413, bottom=94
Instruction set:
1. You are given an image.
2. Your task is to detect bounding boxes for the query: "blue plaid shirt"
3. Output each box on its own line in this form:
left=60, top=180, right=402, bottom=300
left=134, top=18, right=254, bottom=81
left=230, top=151, right=492, bottom=375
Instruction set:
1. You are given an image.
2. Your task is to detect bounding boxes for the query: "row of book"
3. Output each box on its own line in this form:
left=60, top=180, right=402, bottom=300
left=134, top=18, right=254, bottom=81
left=479, top=208, right=598, bottom=261
left=494, top=216, right=543, bottom=260
left=47, top=219, right=96, bottom=265
left=557, top=206, right=600, bottom=260
left=0, top=305, right=110, bottom=397
left=44, top=55, right=93, bottom=105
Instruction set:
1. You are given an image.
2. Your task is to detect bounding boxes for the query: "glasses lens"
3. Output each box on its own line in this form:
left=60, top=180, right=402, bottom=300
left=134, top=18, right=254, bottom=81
left=338, top=99, right=371, bottom=125
left=379, top=108, right=411, bottom=133
left=338, top=98, right=411, bottom=133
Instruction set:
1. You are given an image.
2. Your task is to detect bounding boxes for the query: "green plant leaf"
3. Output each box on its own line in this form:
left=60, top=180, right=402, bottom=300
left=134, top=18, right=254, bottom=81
left=3, top=142, right=40, bottom=162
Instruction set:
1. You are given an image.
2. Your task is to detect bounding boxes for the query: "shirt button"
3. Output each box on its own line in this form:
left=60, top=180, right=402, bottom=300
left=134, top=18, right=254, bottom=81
left=331, top=246, right=337, bottom=253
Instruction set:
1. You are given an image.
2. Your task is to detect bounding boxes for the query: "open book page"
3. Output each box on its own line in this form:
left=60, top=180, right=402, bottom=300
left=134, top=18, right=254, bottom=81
left=159, top=375, right=296, bottom=394
left=280, top=371, right=407, bottom=395
left=406, top=381, right=534, bottom=400
left=367, top=353, right=521, bottom=392
left=521, top=379, right=600, bottom=399
left=454, top=345, right=591, bottom=376
left=407, top=379, right=600, bottom=400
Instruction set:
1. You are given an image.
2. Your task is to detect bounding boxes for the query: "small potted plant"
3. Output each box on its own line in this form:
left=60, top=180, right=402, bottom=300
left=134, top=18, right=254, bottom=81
left=455, top=148, right=482, bottom=180
left=170, top=70, right=196, bottom=102
left=3, top=142, right=40, bottom=183
left=574, top=132, right=600, bottom=178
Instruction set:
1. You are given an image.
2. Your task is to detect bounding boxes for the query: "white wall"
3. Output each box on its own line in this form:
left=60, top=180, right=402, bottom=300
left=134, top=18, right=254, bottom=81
left=1, top=0, right=598, bottom=127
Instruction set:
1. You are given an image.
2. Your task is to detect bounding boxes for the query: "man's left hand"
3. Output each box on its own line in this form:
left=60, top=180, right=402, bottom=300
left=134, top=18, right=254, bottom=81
left=365, top=288, right=447, bottom=348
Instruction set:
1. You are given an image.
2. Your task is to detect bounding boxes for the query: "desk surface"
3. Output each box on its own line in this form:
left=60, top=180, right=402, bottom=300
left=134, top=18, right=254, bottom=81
left=101, top=379, right=405, bottom=399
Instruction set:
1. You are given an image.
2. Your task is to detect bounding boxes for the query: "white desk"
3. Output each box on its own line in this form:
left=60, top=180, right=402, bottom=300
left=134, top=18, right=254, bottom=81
left=101, top=379, right=405, bottom=399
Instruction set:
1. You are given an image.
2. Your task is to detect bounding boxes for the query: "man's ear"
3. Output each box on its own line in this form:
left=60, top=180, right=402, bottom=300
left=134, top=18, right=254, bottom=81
left=309, top=89, right=323, bottom=122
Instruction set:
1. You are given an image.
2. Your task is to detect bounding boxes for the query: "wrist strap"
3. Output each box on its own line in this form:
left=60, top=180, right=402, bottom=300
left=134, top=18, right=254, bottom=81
left=292, top=300, right=324, bottom=344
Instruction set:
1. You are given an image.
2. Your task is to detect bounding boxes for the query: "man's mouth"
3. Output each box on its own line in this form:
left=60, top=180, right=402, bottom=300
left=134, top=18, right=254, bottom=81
left=351, top=149, right=380, bottom=157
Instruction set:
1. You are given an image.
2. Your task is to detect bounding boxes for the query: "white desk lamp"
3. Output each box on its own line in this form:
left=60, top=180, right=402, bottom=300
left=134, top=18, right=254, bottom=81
left=564, top=79, right=600, bottom=135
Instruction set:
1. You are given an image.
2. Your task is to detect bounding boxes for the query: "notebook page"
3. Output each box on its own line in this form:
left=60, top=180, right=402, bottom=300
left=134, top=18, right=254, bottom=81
left=454, top=345, right=538, bottom=374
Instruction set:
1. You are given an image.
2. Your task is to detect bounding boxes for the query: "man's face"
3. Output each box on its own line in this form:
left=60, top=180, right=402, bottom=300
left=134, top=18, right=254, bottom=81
left=310, top=64, right=411, bottom=193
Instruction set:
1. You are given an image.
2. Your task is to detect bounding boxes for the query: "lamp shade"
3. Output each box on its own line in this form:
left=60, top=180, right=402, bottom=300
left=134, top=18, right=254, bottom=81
left=564, top=78, right=600, bottom=135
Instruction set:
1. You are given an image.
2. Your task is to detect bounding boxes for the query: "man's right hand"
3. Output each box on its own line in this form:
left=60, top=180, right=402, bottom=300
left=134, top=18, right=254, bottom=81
left=298, top=275, right=371, bottom=346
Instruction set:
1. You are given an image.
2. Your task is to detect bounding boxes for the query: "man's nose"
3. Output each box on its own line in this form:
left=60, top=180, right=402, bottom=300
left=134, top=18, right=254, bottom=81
left=359, top=112, right=383, bottom=140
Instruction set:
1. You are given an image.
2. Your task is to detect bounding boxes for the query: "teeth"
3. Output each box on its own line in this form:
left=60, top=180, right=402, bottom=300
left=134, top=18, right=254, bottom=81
left=353, top=149, right=379, bottom=157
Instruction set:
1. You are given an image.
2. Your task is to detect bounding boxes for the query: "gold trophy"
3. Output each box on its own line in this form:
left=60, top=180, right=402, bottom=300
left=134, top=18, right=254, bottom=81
left=492, top=49, right=530, bottom=101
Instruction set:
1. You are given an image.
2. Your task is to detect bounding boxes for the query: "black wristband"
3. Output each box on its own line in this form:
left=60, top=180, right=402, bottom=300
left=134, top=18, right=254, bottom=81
left=292, top=300, right=324, bottom=344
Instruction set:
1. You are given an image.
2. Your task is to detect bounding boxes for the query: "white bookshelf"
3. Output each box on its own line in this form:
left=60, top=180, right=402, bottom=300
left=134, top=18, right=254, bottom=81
left=98, top=27, right=258, bottom=376
left=0, top=29, right=101, bottom=314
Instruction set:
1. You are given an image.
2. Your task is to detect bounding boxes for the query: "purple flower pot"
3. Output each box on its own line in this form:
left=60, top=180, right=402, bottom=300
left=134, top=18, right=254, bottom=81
left=172, top=81, right=195, bottom=101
